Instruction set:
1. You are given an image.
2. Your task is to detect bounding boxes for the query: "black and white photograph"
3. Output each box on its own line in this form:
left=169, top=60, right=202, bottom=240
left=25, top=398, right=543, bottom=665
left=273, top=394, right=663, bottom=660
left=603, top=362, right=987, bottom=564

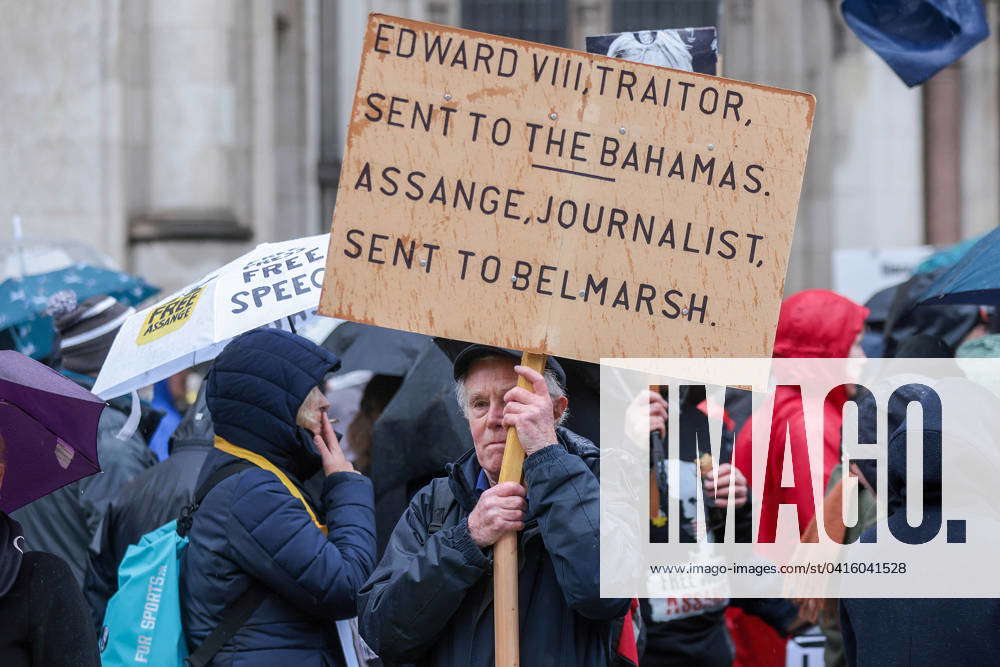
left=586, top=26, right=719, bottom=75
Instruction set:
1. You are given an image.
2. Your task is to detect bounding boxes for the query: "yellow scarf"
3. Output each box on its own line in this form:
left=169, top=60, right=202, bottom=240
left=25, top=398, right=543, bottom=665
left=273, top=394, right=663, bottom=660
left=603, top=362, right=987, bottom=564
left=214, top=436, right=328, bottom=535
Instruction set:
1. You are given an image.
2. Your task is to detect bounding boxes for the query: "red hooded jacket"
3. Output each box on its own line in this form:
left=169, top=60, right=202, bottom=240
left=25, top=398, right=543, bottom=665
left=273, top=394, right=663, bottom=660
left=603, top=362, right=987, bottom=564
left=734, top=290, right=869, bottom=542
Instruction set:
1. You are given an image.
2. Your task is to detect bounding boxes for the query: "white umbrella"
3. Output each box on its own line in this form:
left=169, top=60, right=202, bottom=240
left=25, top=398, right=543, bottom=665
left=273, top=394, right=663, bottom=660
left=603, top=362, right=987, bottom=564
left=93, top=234, right=340, bottom=400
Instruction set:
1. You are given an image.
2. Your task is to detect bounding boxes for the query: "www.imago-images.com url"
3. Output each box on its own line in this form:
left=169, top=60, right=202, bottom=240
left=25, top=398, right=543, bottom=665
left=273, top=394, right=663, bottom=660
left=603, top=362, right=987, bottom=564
left=648, top=561, right=909, bottom=577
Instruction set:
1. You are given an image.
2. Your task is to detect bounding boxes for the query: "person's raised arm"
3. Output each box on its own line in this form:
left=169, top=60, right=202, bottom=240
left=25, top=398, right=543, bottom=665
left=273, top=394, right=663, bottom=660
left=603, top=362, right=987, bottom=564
left=226, top=415, right=373, bottom=621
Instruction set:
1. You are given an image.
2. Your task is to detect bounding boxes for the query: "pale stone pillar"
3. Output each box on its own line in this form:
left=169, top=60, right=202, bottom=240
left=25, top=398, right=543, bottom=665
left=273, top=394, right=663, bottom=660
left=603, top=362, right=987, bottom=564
left=145, top=0, right=239, bottom=225
left=832, top=46, right=923, bottom=250
left=130, top=0, right=256, bottom=295
left=924, top=64, right=963, bottom=245
left=568, top=0, right=612, bottom=51
left=251, top=0, right=276, bottom=241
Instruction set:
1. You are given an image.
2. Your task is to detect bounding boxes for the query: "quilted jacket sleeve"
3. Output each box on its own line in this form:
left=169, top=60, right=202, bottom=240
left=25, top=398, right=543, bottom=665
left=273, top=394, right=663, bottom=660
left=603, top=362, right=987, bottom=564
left=522, top=444, right=630, bottom=621
left=224, top=469, right=376, bottom=620
left=357, top=480, right=489, bottom=662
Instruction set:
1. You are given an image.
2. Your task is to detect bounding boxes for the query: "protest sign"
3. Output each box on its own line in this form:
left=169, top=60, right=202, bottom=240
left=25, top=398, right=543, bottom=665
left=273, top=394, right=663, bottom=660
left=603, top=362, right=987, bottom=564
left=319, top=15, right=814, bottom=361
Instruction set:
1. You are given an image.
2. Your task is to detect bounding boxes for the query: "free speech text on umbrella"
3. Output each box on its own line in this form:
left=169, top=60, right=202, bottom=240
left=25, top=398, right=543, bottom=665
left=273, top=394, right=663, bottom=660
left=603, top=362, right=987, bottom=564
left=230, top=246, right=325, bottom=314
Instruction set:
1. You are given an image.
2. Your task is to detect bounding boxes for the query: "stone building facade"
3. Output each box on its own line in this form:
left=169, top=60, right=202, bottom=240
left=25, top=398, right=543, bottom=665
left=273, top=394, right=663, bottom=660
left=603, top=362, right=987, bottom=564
left=2, top=0, right=997, bottom=296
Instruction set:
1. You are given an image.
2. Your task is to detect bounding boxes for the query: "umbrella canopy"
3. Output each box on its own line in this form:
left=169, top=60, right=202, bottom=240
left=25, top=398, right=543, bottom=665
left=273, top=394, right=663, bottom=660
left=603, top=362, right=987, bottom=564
left=0, top=351, right=105, bottom=512
left=0, top=264, right=159, bottom=359
left=918, top=227, right=1000, bottom=306
left=841, top=0, right=989, bottom=88
left=92, top=234, right=334, bottom=400
left=0, top=237, right=116, bottom=281
left=323, top=322, right=429, bottom=377
left=881, top=267, right=980, bottom=358
left=371, top=342, right=472, bottom=555
left=914, top=233, right=984, bottom=275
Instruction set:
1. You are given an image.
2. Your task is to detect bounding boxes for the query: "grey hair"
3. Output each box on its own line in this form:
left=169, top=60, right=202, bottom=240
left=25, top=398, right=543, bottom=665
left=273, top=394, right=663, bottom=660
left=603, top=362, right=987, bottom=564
left=454, top=355, right=569, bottom=426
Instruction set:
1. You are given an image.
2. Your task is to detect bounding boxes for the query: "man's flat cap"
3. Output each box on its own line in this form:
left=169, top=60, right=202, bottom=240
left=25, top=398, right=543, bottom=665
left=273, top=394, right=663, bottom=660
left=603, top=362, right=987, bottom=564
left=452, top=344, right=566, bottom=387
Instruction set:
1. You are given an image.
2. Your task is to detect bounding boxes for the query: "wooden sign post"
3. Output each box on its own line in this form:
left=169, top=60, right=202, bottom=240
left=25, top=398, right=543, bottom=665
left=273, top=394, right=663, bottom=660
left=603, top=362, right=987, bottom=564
left=319, top=13, right=815, bottom=664
left=494, top=351, right=546, bottom=666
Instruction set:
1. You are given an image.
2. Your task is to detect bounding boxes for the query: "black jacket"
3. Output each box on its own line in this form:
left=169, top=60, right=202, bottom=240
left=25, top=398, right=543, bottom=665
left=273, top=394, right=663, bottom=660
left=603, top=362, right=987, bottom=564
left=643, top=387, right=741, bottom=666
left=0, top=512, right=99, bottom=667
left=841, top=382, right=1000, bottom=666
left=84, top=386, right=215, bottom=628
left=358, top=427, right=630, bottom=666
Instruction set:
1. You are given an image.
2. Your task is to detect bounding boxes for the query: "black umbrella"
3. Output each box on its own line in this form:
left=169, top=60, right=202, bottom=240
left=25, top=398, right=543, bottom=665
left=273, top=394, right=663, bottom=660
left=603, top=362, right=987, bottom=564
left=861, top=283, right=901, bottom=358
left=881, top=268, right=980, bottom=358
left=370, top=342, right=471, bottom=555
left=865, top=283, right=898, bottom=332
left=323, top=322, right=429, bottom=377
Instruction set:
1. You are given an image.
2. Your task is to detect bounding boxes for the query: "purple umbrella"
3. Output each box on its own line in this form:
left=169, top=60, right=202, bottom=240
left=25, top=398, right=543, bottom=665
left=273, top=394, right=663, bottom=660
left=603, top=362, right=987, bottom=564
left=0, top=350, right=104, bottom=512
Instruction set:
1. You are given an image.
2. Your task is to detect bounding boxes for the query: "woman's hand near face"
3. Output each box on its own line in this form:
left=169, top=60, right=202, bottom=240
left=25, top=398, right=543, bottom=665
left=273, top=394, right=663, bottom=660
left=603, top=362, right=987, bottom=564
left=314, top=412, right=357, bottom=476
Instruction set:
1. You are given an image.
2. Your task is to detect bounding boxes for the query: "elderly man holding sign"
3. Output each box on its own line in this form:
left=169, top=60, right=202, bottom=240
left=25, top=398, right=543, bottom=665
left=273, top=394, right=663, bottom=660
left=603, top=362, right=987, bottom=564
left=324, top=10, right=814, bottom=664
left=357, top=345, right=629, bottom=665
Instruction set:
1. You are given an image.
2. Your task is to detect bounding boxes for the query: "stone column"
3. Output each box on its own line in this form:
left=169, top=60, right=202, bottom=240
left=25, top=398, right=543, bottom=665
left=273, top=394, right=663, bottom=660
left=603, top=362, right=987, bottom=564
left=251, top=0, right=276, bottom=241
left=137, top=0, right=245, bottom=237
left=723, top=0, right=924, bottom=293
left=924, top=64, right=963, bottom=246
left=568, top=0, right=612, bottom=52
left=129, top=0, right=258, bottom=296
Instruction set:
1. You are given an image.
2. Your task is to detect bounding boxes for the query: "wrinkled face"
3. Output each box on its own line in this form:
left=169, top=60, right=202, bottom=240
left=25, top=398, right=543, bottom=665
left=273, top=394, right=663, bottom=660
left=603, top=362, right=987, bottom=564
left=462, top=358, right=519, bottom=483
left=296, top=386, right=331, bottom=436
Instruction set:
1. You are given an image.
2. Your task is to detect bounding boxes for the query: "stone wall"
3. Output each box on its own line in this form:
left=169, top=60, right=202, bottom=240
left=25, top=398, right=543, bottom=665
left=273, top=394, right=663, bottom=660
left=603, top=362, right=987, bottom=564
left=1, top=0, right=128, bottom=265
left=1, top=0, right=996, bottom=298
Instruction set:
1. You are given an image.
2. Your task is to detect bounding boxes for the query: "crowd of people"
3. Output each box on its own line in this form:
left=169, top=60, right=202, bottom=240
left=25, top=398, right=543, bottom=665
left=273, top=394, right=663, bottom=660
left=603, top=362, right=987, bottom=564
left=1, top=262, right=998, bottom=666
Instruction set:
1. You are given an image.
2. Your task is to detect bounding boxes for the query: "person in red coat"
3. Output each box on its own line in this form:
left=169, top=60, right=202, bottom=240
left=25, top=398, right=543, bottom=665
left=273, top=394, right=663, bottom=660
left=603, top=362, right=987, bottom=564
left=735, top=289, right=868, bottom=542
left=728, top=289, right=868, bottom=667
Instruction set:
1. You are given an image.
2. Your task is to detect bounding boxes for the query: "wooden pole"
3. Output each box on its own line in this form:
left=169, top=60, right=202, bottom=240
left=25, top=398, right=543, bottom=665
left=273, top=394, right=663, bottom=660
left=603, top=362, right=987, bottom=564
left=494, top=351, right=546, bottom=667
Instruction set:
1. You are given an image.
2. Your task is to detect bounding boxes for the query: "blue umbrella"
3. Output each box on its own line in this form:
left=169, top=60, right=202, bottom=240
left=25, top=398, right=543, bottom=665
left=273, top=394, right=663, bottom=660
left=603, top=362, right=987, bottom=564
left=913, top=232, right=985, bottom=274
left=918, top=227, right=1000, bottom=306
left=0, top=264, right=159, bottom=359
left=841, top=0, right=990, bottom=87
